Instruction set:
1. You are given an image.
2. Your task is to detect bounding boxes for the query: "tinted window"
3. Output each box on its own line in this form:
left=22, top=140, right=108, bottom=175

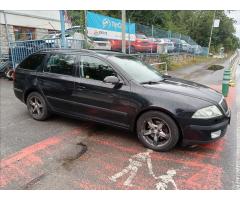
left=19, top=54, right=45, bottom=70
left=45, top=54, right=76, bottom=76
left=80, top=56, right=116, bottom=81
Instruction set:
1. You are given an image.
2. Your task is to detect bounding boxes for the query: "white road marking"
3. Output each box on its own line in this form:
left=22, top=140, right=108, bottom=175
left=154, top=170, right=178, bottom=190
left=109, top=149, right=153, bottom=187
left=109, top=149, right=178, bottom=190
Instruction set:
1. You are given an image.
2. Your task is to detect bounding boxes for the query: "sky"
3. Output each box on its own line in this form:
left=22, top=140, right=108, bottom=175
left=226, top=10, right=240, bottom=38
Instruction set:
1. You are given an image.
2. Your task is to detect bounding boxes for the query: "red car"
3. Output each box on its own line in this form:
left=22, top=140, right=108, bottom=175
left=110, top=34, right=157, bottom=53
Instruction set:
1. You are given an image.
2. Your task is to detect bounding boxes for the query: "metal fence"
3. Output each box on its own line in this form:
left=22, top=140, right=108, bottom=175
left=8, top=38, right=84, bottom=68
left=0, top=11, right=209, bottom=70
left=127, top=23, right=207, bottom=55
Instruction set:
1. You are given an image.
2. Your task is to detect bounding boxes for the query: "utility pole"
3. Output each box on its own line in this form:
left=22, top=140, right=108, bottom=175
left=121, top=10, right=126, bottom=53
left=151, top=25, right=154, bottom=53
left=59, top=10, right=66, bottom=48
left=128, top=18, right=131, bottom=54
left=84, top=10, right=87, bottom=48
left=208, top=10, right=216, bottom=57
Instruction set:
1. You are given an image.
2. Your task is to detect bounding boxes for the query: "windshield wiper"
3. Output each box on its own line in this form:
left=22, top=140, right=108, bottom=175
left=140, top=79, right=163, bottom=85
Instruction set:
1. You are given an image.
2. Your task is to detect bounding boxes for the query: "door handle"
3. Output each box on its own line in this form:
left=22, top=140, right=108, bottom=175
left=76, top=85, right=86, bottom=90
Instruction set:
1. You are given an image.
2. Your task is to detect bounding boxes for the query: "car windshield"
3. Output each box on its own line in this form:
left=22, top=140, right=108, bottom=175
left=108, top=55, right=163, bottom=83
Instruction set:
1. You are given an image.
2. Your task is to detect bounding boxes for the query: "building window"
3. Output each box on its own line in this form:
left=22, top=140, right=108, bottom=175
left=13, top=26, right=36, bottom=41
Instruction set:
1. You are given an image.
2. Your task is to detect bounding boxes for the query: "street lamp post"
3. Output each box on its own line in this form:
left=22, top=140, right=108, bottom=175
left=60, top=10, right=66, bottom=48
left=121, top=10, right=126, bottom=53
left=208, top=10, right=216, bottom=57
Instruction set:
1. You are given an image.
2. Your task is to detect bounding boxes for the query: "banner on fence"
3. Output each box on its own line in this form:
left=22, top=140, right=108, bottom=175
left=87, top=11, right=136, bottom=41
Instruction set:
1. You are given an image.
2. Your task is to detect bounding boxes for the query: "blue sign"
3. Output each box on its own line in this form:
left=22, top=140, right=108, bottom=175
left=87, top=11, right=136, bottom=40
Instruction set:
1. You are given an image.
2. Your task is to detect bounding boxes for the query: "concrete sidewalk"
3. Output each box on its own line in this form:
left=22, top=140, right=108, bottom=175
left=168, top=57, right=230, bottom=85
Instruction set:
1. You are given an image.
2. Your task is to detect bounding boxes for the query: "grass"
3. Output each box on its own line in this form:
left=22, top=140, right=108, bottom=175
left=170, top=56, right=215, bottom=71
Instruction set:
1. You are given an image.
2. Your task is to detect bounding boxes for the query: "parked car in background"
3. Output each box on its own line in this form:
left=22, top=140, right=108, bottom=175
left=88, top=37, right=111, bottom=50
left=181, top=40, right=193, bottom=53
left=157, top=38, right=174, bottom=53
left=170, top=38, right=183, bottom=52
left=41, top=33, right=61, bottom=48
left=149, top=37, right=168, bottom=54
left=191, top=45, right=203, bottom=55
left=110, top=34, right=156, bottom=53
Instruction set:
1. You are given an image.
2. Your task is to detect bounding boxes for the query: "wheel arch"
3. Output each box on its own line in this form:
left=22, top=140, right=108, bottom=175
left=132, top=107, right=183, bottom=141
left=23, top=87, right=42, bottom=103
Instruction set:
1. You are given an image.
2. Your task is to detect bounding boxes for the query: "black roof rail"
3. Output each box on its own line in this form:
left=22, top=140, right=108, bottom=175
left=36, top=48, right=96, bottom=54
left=36, top=48, right=127, bottom=56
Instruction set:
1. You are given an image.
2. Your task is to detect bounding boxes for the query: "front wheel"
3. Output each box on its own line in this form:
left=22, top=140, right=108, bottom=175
left=136, top=111, right=180, bottom=152
left=26, top=92, right=49, bottom=121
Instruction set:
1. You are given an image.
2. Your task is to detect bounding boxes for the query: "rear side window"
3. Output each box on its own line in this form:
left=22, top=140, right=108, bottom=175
left=45, top=54, right=76, bottom=76
left=19, top=54, right=45, bottom=70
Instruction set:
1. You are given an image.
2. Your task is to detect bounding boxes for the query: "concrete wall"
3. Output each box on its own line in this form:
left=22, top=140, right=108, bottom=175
left=0, top=24, right=14, bottom=55
left=35, top=28, right=49, bottom=40
left=0, top=11, right=70, bottom=30
left=0, top=10, right=71, bottom=56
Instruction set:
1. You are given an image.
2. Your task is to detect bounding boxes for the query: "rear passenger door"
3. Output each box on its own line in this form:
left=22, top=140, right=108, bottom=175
left=38, top=53, right=77, bottom=113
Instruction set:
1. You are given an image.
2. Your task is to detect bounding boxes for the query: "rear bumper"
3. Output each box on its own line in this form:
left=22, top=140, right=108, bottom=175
left=14, top=87, right=24, bottom=103
left=181, top=115, right=230, bottom=145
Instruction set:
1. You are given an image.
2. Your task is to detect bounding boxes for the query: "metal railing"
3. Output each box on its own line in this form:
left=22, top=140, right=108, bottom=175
left=9, top=38, right=84, bottom=68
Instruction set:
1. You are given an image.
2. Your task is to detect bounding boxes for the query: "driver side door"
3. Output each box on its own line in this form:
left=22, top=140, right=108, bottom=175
left=73, top=55, right=134, bottom=128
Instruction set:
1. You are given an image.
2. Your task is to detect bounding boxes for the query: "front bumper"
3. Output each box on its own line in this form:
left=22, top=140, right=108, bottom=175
left=181, top=114, right=230, bottom=145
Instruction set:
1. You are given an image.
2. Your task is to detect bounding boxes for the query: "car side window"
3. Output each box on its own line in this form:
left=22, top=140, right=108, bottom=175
left=19, top=54, right=45, bottom=70
left=80, top=56, right=116, bottom=81
left=45, top=54, right=76, bottom=76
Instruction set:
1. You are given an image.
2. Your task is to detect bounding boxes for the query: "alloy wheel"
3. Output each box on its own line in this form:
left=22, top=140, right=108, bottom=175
left=29, top=96, right=43, bottom=117
left=141, top=117, right=171, bottom=147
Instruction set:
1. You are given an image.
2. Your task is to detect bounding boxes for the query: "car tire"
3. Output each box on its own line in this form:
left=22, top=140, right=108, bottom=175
left=26, top=92, right=49, bottom=121
left=136, top=111, right=179, bottom=152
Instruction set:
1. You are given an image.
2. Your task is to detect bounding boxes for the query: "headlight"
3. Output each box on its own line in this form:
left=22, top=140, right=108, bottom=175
left=192, top=105, right=222, bottom=119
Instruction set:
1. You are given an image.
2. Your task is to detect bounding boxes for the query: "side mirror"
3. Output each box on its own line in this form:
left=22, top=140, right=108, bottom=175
left=103, top=76, right=120, bottom=84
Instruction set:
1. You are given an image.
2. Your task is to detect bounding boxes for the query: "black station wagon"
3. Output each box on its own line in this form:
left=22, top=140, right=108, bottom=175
left=13, top=49, right=231, bottom=151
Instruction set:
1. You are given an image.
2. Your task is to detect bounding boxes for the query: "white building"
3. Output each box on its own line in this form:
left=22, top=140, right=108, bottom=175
left=0, top=10, right=71, bottom=54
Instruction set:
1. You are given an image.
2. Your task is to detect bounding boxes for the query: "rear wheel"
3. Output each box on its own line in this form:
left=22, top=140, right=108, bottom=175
left=137, top=111, right=179, bottom=151
left=26, top=92, right=49, bottom=121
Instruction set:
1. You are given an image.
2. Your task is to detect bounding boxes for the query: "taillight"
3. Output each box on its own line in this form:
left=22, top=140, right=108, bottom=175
left=12, top=70, right=16, bottom=81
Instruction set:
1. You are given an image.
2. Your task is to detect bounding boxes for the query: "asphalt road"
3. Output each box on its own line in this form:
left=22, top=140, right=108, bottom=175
left=0, top=55, right=239, bottom=190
